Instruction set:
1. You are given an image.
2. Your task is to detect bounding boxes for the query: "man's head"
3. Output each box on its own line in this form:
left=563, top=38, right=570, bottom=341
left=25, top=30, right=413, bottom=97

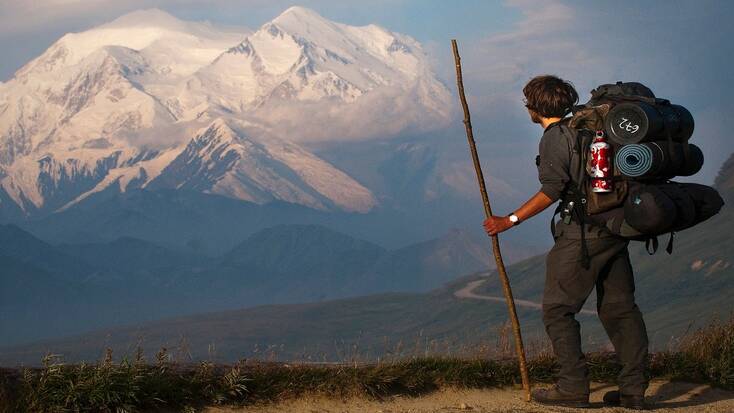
left=523, top=75, right=578, bottom=125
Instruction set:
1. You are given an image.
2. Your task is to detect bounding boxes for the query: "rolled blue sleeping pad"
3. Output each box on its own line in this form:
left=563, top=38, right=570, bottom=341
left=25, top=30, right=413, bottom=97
left=615, top=144, right=656, bottom=177
left=615, top=142, right=703, bottom=178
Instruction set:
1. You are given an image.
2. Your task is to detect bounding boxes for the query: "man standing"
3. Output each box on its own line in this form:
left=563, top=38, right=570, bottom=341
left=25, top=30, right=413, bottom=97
left=482, top=75, right=649, bottom=409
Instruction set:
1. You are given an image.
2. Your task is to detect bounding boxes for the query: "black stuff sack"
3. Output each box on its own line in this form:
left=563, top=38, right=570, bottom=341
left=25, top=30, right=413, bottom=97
left=623, top=182, right=724, bottom=235
left=681, top=183, right=727, bottom=224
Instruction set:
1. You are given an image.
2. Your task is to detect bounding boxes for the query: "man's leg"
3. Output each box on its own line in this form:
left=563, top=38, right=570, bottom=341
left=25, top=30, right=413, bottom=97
left=596, top=245, right=649, bottom=397
left=542, top=304, right=588, bottom=393
left=541, top=235, right=598, bottom=395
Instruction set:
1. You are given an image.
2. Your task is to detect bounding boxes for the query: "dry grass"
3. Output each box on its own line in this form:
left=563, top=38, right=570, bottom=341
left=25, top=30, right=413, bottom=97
left=1, top=317, right=733, bottom=413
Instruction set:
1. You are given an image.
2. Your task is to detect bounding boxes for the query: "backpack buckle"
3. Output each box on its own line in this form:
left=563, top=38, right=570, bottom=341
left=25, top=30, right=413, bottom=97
left=562, top=201, right=575, bottom=224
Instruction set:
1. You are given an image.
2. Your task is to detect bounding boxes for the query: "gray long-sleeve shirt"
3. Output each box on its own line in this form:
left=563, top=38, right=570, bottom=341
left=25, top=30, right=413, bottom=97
left=537, top=121, right=612, bottom=239
left=537, top=120, right=577, bottom=203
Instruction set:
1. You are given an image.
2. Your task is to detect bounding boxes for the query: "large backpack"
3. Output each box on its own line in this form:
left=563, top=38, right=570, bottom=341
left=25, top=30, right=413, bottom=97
left=559, top=82, right=724, bottom=259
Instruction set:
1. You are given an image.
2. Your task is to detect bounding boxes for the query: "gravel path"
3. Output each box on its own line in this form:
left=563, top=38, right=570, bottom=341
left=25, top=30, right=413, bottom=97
left=207, top=380, right=734, bottom=412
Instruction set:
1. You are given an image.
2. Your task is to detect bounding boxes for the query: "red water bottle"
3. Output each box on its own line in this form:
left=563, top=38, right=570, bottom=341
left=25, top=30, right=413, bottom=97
left=589, top=130, right=613, bottom=193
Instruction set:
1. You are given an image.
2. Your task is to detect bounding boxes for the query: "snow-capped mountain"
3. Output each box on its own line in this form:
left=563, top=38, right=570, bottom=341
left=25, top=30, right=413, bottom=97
left=0, top=7, right=450, bottom=217
left=184, top=7, right=449, bottom=129
left=59, top=119, right=376, bottom=212
left=148, top=119, right=376, bottom=212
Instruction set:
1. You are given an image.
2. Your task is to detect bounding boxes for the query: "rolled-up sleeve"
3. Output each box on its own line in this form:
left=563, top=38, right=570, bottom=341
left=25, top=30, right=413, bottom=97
left=537, top=128, right=571, bottom=202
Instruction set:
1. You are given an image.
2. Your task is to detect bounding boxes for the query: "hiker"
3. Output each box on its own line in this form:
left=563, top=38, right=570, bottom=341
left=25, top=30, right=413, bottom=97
left=482, top=75, right=648, bottom=410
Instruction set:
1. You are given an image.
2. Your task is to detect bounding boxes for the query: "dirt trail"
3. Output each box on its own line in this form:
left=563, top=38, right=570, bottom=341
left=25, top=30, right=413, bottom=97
left=453, top=278, right=597, bottom=316
left=207, top=380, right=734, bottom=412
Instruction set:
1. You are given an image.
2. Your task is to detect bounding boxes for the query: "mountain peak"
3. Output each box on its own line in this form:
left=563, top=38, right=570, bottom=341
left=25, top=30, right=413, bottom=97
left=267, top=6, right=341, bottom=40
left=101, top=8, right=186, bottom=30
left=273, top=6, right=327, bottom=24
left=15, top=7, right=248, bottom=80
left=207, top=117, right=236, bottom=134
left=192, top=118, right=240, bottom=146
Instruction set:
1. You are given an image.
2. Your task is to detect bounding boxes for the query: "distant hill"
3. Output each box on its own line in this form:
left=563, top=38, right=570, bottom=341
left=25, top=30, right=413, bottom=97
left=0, top=254, right=90, bottom=342
left=16, top=189, right=336, bottom=255
left=0, top=275, right=556, bottom=365
left=222, top=224, right=386, bottom=299
left=1, top=222, right=528, bottom=347
left=368, top=228, right=508, bottom=291
left=58, top=236, right=209, bottom=274
left=0, top=224, right=92, bottom=280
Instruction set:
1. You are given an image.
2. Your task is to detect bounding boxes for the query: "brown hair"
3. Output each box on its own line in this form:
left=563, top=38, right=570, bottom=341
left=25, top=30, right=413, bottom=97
left=522, top=75, right=578, bottom=118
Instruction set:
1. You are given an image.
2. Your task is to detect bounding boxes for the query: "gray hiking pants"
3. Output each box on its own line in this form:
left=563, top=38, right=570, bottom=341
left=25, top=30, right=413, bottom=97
left=542, top=221, right=649, bottom=396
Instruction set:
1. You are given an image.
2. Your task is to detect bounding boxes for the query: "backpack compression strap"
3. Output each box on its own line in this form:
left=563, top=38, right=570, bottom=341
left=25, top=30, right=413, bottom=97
left=666, top=232, right=675, bottom=254
left=644, top=232, right=675, bottom=255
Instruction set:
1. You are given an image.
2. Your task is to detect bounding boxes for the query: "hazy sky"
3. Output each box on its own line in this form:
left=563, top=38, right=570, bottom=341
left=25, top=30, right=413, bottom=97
left=1, top=0, right=733, bottom=186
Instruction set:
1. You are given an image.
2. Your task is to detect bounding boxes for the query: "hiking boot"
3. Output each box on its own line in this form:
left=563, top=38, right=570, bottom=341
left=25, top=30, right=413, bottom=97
left=531, top=385, right=590, bottom=408
left=603, top=390, right=647, bottom=410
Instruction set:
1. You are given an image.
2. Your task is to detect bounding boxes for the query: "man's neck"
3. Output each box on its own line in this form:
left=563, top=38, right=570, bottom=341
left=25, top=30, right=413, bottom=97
left=540, top=117, right=563, bottom=129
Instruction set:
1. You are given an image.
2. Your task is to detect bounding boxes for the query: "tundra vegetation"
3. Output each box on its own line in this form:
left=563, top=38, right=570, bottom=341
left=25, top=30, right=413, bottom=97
left=1, top=317, right=732, bottom=413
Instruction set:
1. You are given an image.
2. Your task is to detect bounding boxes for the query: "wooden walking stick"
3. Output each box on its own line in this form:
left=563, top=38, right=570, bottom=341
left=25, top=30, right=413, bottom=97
left=451, top=39, right=531, bottom=402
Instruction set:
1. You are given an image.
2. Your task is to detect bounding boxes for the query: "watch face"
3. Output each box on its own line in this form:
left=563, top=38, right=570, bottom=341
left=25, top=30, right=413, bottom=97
left=509, top=214, right=519, bottom=223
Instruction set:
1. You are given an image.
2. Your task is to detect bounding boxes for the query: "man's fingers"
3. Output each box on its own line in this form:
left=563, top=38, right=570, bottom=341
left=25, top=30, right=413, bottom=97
left=485, top=218, right=509, bottom=235
left=483, top=216, right=507, bottom=236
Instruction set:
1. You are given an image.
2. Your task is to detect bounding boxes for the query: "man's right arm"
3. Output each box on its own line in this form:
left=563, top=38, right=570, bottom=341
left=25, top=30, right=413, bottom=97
left=483, top=128, right=571, bottom=236
left=482, top=190, right=554, bottom=236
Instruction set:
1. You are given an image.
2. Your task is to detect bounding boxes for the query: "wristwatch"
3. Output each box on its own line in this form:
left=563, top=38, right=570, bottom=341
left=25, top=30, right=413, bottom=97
left=508, top=213, right=520, bottom=226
